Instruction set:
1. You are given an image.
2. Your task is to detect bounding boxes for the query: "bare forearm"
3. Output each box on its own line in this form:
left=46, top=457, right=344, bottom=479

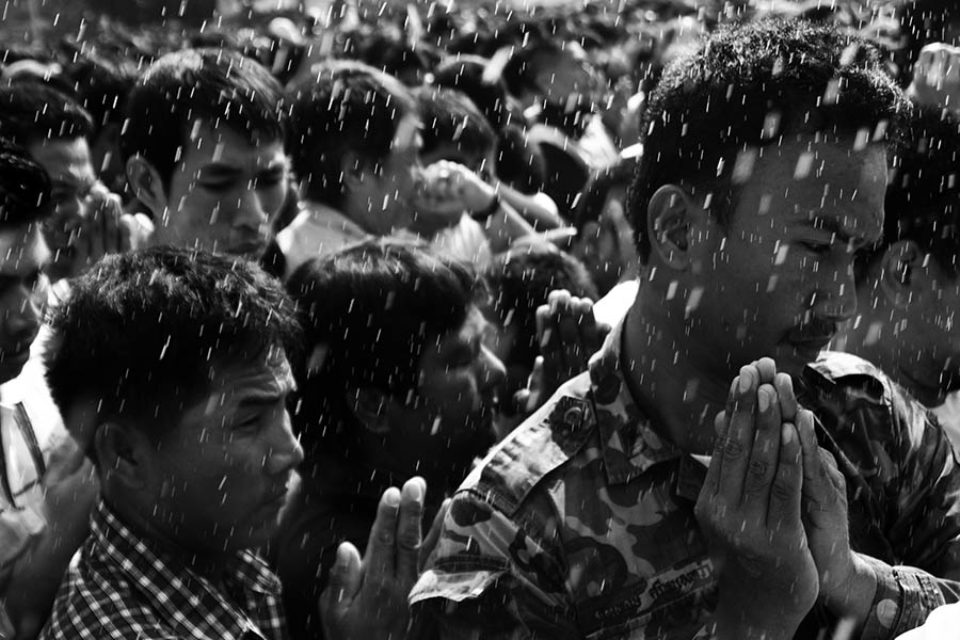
left=484, top=202, right=535, bottom=253
left=497, top=184, right=563, bottom=230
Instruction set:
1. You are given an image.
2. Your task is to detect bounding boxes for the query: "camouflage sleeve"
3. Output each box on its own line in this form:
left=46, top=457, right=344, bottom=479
left=409, top=489, right=581, bottom=640
left=858, top=395, right=960, bottom=640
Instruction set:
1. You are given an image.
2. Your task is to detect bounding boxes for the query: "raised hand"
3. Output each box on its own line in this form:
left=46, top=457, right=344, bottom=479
left=907, top=42, right=960, bottom=113
left=695, top=364, right=819, bottom=639
left=320, top=477, right=426, bottom=640
left=514, top=290, right=607, bottom=416
left=796, top=412, right=877, bottom=626
left=414, top=160, right=497, bottom=219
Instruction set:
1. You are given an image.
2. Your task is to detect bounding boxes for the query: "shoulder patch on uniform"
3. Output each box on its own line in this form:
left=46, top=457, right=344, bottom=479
left=470, top=393, right=595, bottom=517
left=805, top=351, right=889, bottom=400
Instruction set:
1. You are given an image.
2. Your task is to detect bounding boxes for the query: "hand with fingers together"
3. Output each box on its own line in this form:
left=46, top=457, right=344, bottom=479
left=695, top=362, right=819, bottom=639
left=49, top=183, right=141, bottom=280
left=796, top=404, right=878, bottom=628
left=319, top=477, right=428, bottom=640
left=907, top=42, right=960, bottom=114
left=514, top=289, right=609, bottom=416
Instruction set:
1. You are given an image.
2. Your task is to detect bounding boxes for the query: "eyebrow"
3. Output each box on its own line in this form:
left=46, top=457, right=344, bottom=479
left=795, top=216, right=878, bottom=246
left=236, top=390, right=288, bottom=409
left=198, top=163, right=245, bottom=179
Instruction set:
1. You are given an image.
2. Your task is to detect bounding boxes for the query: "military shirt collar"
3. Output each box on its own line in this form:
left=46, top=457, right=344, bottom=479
left=589, top=320, right=685, bottom=486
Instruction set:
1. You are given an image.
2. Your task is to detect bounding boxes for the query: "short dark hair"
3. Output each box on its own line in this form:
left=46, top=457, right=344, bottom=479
left=44, top=247, right=302, bottom=462
left=286, top=60, right=416, bottom=208
left=120, top=48, right=286, bottom=189
left=63, top=55, right=138, bottom=133
left=487, top=242, right=597, bottom=370
left=495, top=124, right=547, bottom=195
left=433, top=55, right=512, bottom=130
left=416, top=86, right=496, bottom=166
left=858, top=106, right=960, bottom=283
left=0, top=138, right=52, bottom=228
left=629, top=19, right=907, bottom=264
left=286, top=238, right=479, bottom=459
left=501, top=39, right=562, bottom=98
left=0, top=81, right=94, bottom=147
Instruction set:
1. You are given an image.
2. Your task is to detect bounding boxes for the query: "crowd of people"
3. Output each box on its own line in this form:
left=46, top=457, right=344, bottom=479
left=2, top=0, right=960, bottom=638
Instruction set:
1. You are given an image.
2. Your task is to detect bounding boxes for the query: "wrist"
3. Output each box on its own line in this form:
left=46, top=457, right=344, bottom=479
left=821, top=552, right=877, bottom=624
left=472, top=192, right=501, bottom=222
left=716, top=606, right=802, bottom=640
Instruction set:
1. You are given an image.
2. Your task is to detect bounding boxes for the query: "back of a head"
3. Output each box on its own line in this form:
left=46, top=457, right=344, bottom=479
left=0, top=81, right=93, bottom=148
left=64, top=55, right=139, bottom=133
left=45, top=247, right=301, bottom=462
left=629, top=19, right=907, bottom=264
left=860, top=106, right=960, bottom=282
left=501, top=38, right=562, bottom=99
left=286, top=60, right=416, bottom=208
left=433, top=55, right=511, bottom=130
left=0, top=138, right=52, bottom=228
left=120, top=48, right=285, bottom=189
left=416, top=86, right=496, bottom=167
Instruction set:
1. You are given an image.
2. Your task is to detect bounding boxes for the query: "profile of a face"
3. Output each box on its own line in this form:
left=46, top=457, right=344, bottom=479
left=138, top=350, right=304, bottom=554
left=659, top=135, right=886, bottom=378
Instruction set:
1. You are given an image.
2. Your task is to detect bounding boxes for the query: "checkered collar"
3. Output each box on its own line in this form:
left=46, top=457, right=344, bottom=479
left=91, top=500, right=285, bottom=640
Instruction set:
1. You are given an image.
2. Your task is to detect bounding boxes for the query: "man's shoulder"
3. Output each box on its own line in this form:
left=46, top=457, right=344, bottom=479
left=805, top=350, right=903, bottom=407
left=460, top=372, right=597, bottom=517
left=42, top=544, right=166, bottom=639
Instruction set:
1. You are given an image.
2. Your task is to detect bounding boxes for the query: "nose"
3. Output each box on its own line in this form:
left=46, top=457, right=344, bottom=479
left=812, top=259, right=858, bottom=324
left=478, top=345, right=507, bottom=395
left=264, top=409, right=305, bottom=476
left=4, top=287, right=41, bottom=345
left=233, top=190, right=270, bottom=237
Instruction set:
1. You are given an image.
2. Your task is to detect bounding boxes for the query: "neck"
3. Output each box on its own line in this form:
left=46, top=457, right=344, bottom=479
left=622, top=286, right=731, bottom=454
left=102, top=489, right=233, bottom=579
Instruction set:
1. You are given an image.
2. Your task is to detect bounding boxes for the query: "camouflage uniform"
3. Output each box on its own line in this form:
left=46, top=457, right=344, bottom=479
left=411, top=321, right=960, bottom=639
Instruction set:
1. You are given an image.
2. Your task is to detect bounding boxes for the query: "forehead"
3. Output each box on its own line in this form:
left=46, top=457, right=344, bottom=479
left=432, top=306, right=485, bottom=350
left=205, top=348, right=294, bottom=401
left=0, top=224, right=48, bottom=275
left=178, top=120, right=285, bottom=170
left=28, top=138, right=93, bottom=175
left=730, top=137, right=887, bottom=241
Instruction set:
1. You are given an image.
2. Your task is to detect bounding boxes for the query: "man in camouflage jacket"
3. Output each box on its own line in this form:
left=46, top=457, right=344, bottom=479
left=410, top=20, right=960, bottom=640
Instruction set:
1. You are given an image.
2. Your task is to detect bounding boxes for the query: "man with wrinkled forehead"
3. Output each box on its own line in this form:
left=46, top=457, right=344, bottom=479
left=38, top=248, right=305, bottom=639
left=413, top=19, right=960, bottom=640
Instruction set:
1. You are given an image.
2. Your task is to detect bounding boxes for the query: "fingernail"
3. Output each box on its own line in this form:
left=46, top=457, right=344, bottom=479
left=758, top=388, right=770, bottom=412
left=408, top=479, right=424, bottom=501
left=384, top=488, right=401, bottom=507
left=739, top=371, right=752, bottom=393
left=782, top=424, right=794, bottom=444
left=336, top=544, right=350, bottom=566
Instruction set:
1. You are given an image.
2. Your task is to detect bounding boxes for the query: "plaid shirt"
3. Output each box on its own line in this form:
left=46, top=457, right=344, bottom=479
left=412, top=320, right=960, bottom=639
left=40, top=501, right=289, bottom=640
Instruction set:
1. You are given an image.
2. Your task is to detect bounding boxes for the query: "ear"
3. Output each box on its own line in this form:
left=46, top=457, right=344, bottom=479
left=348, top=387, right=392, bottom=435
left=646, top=184, right=703, bottom=270
left=879, top=239, right=924, bottom=309
left=125, top=155, right=167, bottom=217
left=93, top=422, right=151, bottom=491
left=341, top=151, right=367, bottom=189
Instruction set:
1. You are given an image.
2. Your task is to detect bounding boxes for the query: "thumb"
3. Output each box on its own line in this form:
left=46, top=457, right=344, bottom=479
left=319, top=542, right=363, bottom=620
